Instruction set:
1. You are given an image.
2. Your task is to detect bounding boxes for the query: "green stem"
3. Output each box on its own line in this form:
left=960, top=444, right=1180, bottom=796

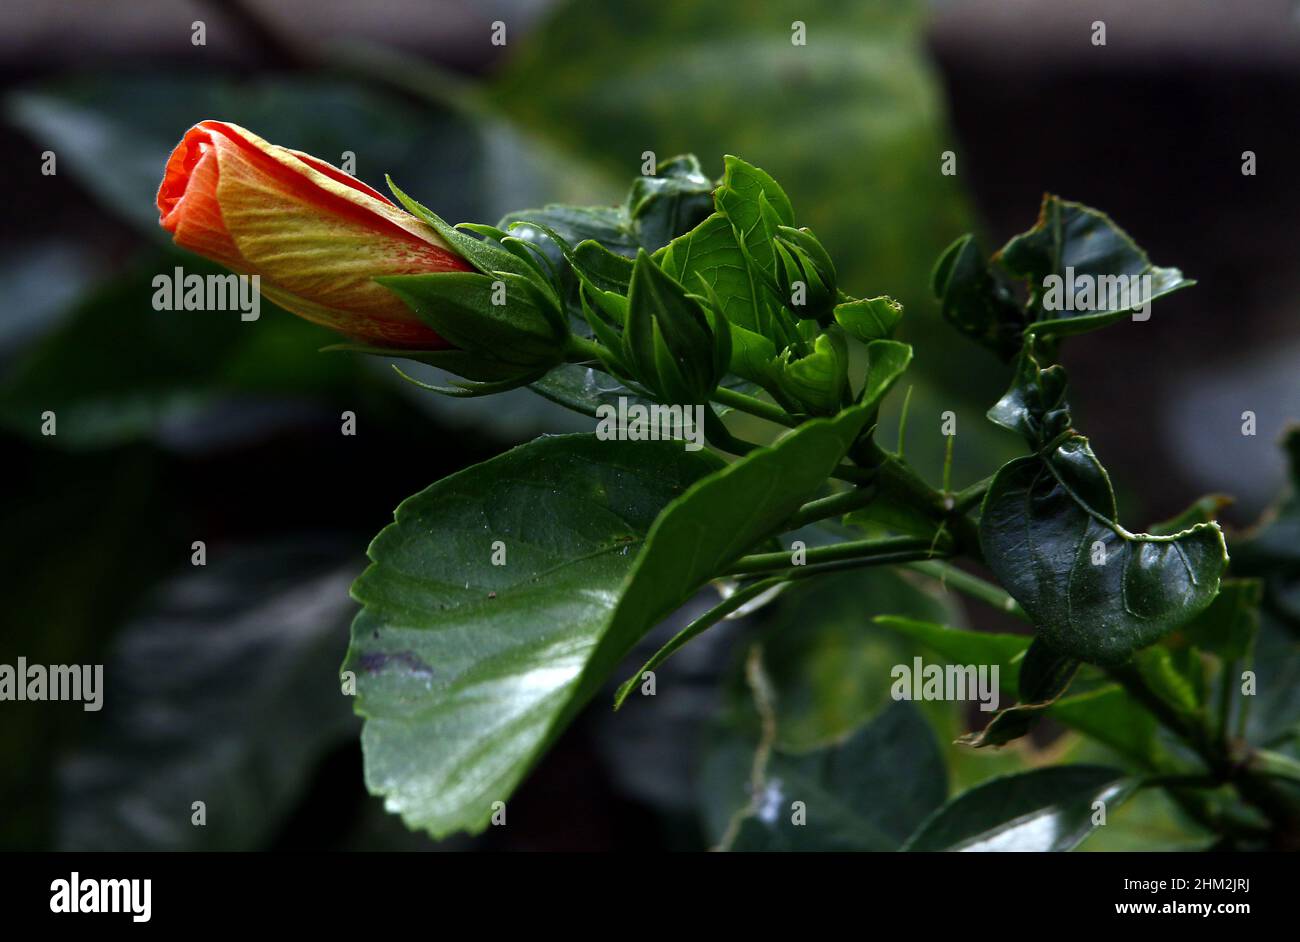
left=710, top=387, right=798, bottom=428
left=727, top=536, right=944, bottom=577
left=702, top=408, right=756, bottom=456
left=950, top=475, right=994, bottom=514
left=905, top=559, right=1027, bottom=619
left=614, top=576, right=785, bottom=709
left=858, top=439, right=984, bottom=561
left=783, top=485, right=878, bottom=531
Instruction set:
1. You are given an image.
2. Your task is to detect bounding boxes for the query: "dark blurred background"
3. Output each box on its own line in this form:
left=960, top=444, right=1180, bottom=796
left=1, top=0, right=1297, bottom=851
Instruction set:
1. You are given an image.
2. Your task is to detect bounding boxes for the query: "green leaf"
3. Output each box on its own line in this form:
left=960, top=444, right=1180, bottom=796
left=717, top=155, right=795, bottom=227
left=1149, top=493, right=1234, bottom=536
left=528, top=364, right=653, bottom=418
left=715, top=702, right=948, bottom=852
left=57, top=543, right=359, bottom=850
left=714, top=155, right=795, bottom=282
left=1181, top=580, right=1261, bottom=662
left=960, top=638, right=1081, bottom=748
left=902, top=766, right=1138, bottom=851
left=980, top=435, right=1228, bottom=665
left=499, top=204, right=640, bottom=264
left=931, top=234, right=1024, bottom=360
left=624, top=153, right=716, bottom=251
left=1249, top=609, right=1300, bottom=746
left=998, top=195, right=1195, bottom=340
left=778, top=328, right=851, bottom=416
left=748, top=571, right=958, bottom=753
left=726, top=322, right=780, bottom=385
left=345, top=435, right=722, bottom=838
left=1048, top=686, right=1163, bottom=768
left=656, top=213, right=765, bottom=334
left=986, top=347, right=1071, bottom=447
left=834, top=296, right=903, bottom=343
left=580, top=342, right=912, bottom=703
left=1132, top=644, right=1203, bottom=718
left=873, top=616, right=1029, bottom=692
left=1232, top=427, right=1300, bottom=626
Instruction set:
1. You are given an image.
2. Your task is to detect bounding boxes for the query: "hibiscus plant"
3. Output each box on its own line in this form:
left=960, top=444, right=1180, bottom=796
left=157, top=122, right=1300, bottom=851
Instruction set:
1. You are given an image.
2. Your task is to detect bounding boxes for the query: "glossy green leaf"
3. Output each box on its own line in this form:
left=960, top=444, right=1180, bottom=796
left=986, top=346, right=1071, bottom=447
left=903, top=765, right=1138, bottom=851
left=999, top=195, right=1195, bottom=340
left=981, top=435, right=1228, bottom=665
left=931, top=234, right=1023, bottom=360
left=624, top=154, right=716, bottom=251
left=345, top=435, right=722, bottom=838
left=500, top=204, right=640, bottom=259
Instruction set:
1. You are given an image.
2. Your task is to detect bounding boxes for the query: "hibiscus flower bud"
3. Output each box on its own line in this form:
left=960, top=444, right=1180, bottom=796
left=157, top=120, right=471, bottom=348
left=774, top=225, right=837, bottom=323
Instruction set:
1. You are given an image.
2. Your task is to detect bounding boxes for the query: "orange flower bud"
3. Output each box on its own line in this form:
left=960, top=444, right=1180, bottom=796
left=157, top=120, right=470, bottom=348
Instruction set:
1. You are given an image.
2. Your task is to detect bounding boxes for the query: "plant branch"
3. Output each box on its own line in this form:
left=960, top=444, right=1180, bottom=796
left=727, top=536, right=945, bottom=577
left=905, top=559, right=1027, bottom=619
left=782, top=485, right=879, bottom=531
left=710, top=387, right=799, bottom=428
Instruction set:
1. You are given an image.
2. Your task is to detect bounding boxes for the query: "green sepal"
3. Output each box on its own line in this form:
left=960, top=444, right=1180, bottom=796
left=386, top=177, right=543, bottom=285
left=377, top=270, right=568, bottom=376
left=624, top=249, right=727, bottom=403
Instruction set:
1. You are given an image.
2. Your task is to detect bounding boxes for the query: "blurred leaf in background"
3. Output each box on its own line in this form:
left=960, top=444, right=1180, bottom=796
left=55, top=542, right=360, bottom=851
